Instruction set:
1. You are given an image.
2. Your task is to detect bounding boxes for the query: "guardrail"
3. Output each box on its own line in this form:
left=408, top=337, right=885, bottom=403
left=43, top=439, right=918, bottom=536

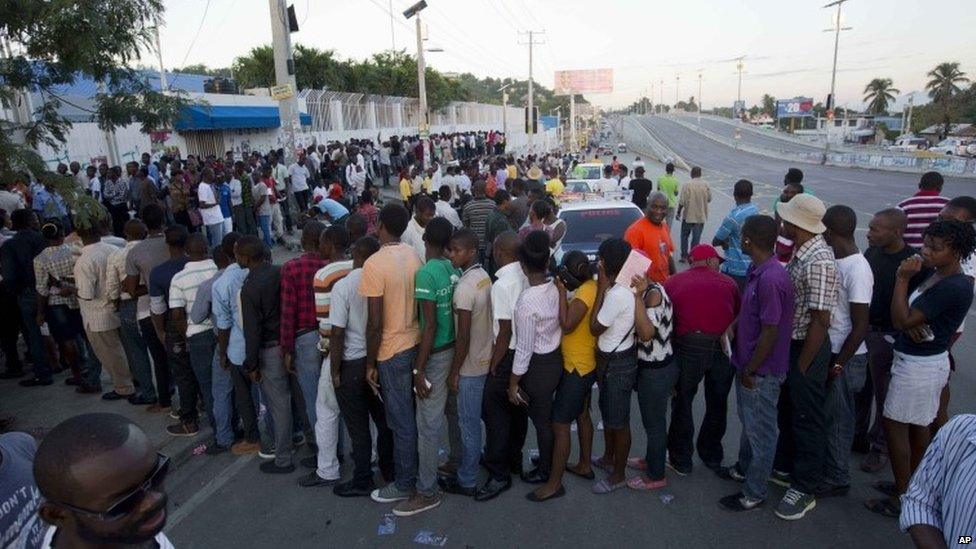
left=660, top=115, right=976, bottom=178
left=620, top=116, right=691, bottom=171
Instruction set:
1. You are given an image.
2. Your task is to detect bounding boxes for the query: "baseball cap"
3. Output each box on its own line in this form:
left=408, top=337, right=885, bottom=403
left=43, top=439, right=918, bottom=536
left=689, top=244, right=724, bottom=263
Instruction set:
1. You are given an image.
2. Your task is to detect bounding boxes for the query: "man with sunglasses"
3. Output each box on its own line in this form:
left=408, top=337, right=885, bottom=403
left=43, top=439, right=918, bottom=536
left=34, top=413, right=174, bottom=548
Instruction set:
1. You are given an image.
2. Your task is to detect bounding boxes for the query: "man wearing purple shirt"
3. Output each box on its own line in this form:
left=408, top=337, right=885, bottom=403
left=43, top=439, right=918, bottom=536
left=718, top=215, right=795, bottom=512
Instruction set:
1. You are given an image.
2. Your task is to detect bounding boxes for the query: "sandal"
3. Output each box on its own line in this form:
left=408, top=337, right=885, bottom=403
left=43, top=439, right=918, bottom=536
left=864, top=498, right=900, bottom=518
left=872, top=481, right=897, bottom=498
left=627, top=457, right=648, bottom=471
left=591, top=455, right=613, bottom=474
left=592, top=478, right=628, bottom=494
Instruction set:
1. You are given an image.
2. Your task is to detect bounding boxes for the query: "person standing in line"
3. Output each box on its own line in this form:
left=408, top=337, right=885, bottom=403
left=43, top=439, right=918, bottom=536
left=303, top=225, right=355, bottom=489
left=507, top=230, right=563, bottom=487
left=73, top=221, right=135, bottom=400
left=462, top=180, right=496, bottom=265
left=215, top=172, right=233, bottom=237
left=167, top=234, right=223, bottom=448
left=3, top=210, right=52, bottom=387
left=657, top=162, right=680, bottom=228
left=676, top=166, right=711, bottom=263
left=624, top=192, right=676, bottom=284
left=123, top=204, right=173, bottom=413
left=358, top=204, right=424, bottom=506
left=440, top=229, right=493, bottom=498
left=897, top=171, right=950, bottom=250
left=289, top=156, right=311, bottom=213
left=713, top=179, right=760, bottom=290
left=529, top=251, right=598, bottom=501
left=272, top=154, right=293, bottom=235
left=477, top=231, right=529, bottom=502
left=101, top=166, right=129, bottom=237
left=402, top=197, right=436, bottom=264
left=771, top=193, right=838, bottom=521
left=773, top=169, right=806, bottom=264
left=404, top=217, right=458, bottom=516
left=330, top=236, right=396, bottom=497
left=197, top=167, right=225, bottom=249
left=435, top=186, right=462, bottom=229
left=239, top=236, right=296, bottom=474
left=231, top=161, right=257, bottom=236
left=717, top=215, right=794, bottom=512
left=589, top=238, right=638, bottom=495
left=106, top=218, right=158, bottom=405
left=820, top=205, right=874, bottom=498
left=628, top=166, right=654, bottom=211
left=280, top=221, right=329, bottom=457
left=663, top=244, right=740, bottom=476
left=865, top=220, right=974, bottom=518
left=149, top=226, right=193, bottom=435
left=253, top=167, right=275, bottom=249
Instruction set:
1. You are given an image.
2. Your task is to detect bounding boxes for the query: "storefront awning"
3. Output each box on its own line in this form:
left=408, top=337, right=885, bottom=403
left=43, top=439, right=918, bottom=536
left=175, top=104, right=312, bottom=131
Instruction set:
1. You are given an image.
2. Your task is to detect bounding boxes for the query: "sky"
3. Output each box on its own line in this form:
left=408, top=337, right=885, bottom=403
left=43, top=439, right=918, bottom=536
left=153, top=0, right=976, bottom=111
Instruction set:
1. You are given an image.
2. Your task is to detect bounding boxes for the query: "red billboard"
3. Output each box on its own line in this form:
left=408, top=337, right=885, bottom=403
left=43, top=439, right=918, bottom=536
left=554, top=69, right=614, bottom=95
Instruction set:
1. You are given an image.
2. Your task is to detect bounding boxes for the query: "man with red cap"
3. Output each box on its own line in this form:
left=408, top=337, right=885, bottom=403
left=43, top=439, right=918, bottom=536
left=662, top=244, right=741, bottom=476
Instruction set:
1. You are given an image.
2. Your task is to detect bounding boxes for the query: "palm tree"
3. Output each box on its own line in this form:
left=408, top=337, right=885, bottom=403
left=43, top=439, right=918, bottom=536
left=925, top=62, right=970, bottom=139
left=761, top=94, right=776, bottom=117
left=863, top=78, right=900, bottom=114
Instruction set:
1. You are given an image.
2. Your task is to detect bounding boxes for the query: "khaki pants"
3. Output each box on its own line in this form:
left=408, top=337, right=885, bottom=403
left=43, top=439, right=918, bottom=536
left=87, top=328, right=135, bottom=395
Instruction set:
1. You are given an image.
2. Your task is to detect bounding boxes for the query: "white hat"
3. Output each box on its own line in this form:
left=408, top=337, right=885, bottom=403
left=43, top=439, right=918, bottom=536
left=778, top=194, right=827, bottom=235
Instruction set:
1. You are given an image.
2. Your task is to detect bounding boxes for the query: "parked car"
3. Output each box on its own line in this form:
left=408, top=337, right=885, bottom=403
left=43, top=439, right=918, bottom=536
left=886, top=136, right=929, bottom=153
left=930, top=138, right=974, bottom=156
left=617, top=142, right=627, bottom=153
left=553, top=199, right=644, bottom=265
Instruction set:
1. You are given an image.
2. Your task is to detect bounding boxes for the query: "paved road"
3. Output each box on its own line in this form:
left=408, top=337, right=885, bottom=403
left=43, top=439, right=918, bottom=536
left=157, top=150, right=947, bottom=548
left=688, top=115, right=827, bottom=155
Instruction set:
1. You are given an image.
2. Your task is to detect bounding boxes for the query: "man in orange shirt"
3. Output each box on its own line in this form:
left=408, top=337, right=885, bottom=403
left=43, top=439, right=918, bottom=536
left=624, top=192, right=676, bottom=283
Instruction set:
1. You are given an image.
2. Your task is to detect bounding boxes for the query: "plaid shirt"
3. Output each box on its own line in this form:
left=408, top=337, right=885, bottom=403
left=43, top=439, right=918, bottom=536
left=279, top=252, right=328, bottom=352
left=34, top=244, right=78, bottom=308
left=787, top=234, right=838, bottom=340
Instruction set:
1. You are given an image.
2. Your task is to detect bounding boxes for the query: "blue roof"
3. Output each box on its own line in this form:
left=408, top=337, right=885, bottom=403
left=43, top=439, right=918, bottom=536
left=45, top=69, right=210, bottom=96
left=175, top=104, right=312, bottom=131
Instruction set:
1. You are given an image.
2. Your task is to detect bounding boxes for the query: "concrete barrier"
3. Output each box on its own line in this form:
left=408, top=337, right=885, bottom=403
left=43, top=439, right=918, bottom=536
left=621, top=116, right=691, bottom=171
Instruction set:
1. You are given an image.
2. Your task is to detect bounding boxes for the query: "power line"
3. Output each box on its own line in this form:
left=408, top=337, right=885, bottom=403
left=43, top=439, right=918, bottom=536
left=176, top=0, right=212, bottom=70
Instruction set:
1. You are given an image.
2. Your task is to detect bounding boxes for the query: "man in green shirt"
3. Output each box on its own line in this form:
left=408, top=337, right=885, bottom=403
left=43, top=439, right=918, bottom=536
left=657, top=162, right=680, bottom=228
left=406, top=216, right=459, bottom=516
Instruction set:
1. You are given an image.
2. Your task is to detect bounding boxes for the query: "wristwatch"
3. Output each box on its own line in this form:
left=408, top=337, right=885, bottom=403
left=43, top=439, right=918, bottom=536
left=831, top=363, right=844, bottom=375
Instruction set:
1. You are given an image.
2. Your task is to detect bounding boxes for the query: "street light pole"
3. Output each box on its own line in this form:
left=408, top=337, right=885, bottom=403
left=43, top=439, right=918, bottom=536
left=675, top=74, right=680, bottom=106
left=270, top=0, right=301, bottom=166
left=404, top=1, right=430, bottom=169
left=697, top=70, right=702, bottom=123
left=823, top=0, right=851, bottom=159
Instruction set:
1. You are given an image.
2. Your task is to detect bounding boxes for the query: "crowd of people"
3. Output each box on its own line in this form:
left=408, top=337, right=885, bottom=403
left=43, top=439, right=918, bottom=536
left=1, top=131, right=975, bottom=547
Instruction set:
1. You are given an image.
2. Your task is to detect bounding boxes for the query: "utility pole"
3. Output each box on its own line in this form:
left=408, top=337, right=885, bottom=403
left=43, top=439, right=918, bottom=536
left=659, top=78, right=664, bottom=112
left=823, top=0, right=852, bottom=159
left=389, top=0, right=396, bottom=51
left=675, top=74, right=680, bottom=106
left=499, top=83, right=512, bottom=139
left=735, top=56, right=744, bottom=105
left=650, top=82, right=654, bottom=114
left=153, top=20, right=168, bottom=91
left=519, top=30, right=545, bottom=152
left=905, top=93, right=915, bottom=135
left=697, top=70, right=703, bottom=123
left=403, top=1, right=430, bottom=168
left=269, top=0, right=301, bottom=166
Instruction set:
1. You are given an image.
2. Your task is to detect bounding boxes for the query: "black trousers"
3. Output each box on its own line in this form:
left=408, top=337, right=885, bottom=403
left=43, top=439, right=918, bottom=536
left=0, top=289, right=23, bottom=373
left=519, top=348, right=564, bottom=476
left=294, top=189, right=310, bottom=214
left=774, top=338, right=830, bottom=494
left=165, top=323, right=197, bottom=423
left=230, top=362, right=260, bottom=443
left=667, top=333, right=735, bottom=470
left=482, top=350, right=529, bottom=481
left=107, top=203, right=129, bottom=237
left=335, top=357, right=394, bottom=485
left=139, top=316, right=171, bottom=407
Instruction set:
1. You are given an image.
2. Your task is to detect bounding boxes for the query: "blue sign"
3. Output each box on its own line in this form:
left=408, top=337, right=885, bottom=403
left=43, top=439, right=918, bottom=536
left=776, top=97, right=814, bottom=118
left=539, top=115, right=560, bottom=130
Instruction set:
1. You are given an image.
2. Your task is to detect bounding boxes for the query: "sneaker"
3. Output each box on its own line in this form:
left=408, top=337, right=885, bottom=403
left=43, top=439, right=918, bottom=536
left=719, top=492, right=764, bottom=512
left=168, top=410, right=180, bottom=420
left=861, top=452, right=888, bottom=473
left=259, top=461, right=295, bottom=474
left=719, top=464, right=746, bottom=483
left=166, top=421, right=199, bottom=437
left=768, top=469, right=791, bottom=488
left=627, top=476, right=667, bottom=491
left=75, top=384, right=101, bottom=394
left=205, top=444, right=229, bottom=456
left=370, top=483, right=413, bottom=504
left=128, top=394, right=156, bottom=405
left=626, top=457, right=647, bottom=471
left=393, top=493, right=442, bottom=517
left=300, top=455, right=317, bottom=469
left=258, top=447, right=276, bottom=460
left=666, top=459, right=691, bottom=477
left=292, top=432, right=306, bottom=446
left=101, top=391, right=128, bottom=401
left=334, top=480, right=375, bottom=498
left=231, top=440, right=261, bottom=455
left=775, top=488, right=816, bottom=520
left=298, top=472, right=339, bottom=487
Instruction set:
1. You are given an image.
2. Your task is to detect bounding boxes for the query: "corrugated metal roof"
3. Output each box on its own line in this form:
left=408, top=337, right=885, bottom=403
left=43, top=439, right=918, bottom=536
left=43, top=69, right=210, bottom=97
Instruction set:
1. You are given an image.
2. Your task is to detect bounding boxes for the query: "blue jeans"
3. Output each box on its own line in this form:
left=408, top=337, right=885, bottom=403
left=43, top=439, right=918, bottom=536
left=17, top=293, right=51, bottom=382
left=257, top=215, right=273, bottom=248
left=118, top=300, right=156, bottom=400
left=187, top=331, right=217, bottom=437
left=736, top=373, right=784, bottom=501
left=205, top=222, right=225, bottom=249
left=377, top=347, right=419, bottom=493
left=680, top=221, right=704, bottom=259
left=211, top=351, right=235, bottom=447
left=824, top=353, right=868, bottom=487
left=635, top=361, right=679, bottom=481
left=457, top=374, right=486, bottom=488
left=293, top=331, right=322, bottom=437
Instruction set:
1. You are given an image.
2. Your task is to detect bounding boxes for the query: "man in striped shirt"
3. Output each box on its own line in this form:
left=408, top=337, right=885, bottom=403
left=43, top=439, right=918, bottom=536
left=899, top=414, right=976, bottom=547
left=461, top=180, right=496, bottom=265
left=303, top=224, right=354, bottom=488
left=897, top=171, right=950, bottom=249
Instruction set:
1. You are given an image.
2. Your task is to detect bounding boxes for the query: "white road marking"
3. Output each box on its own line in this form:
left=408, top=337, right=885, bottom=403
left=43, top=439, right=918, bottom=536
left=165, top=454, right=255, bottom=532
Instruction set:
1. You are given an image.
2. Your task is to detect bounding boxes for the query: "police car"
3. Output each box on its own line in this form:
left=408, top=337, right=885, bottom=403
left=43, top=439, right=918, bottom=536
left=553, top=197, right=643, bottom=265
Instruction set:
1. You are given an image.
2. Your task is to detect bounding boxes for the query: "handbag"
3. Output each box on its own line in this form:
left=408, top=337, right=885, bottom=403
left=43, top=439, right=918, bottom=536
left=595, top=326, right=634, bottom=379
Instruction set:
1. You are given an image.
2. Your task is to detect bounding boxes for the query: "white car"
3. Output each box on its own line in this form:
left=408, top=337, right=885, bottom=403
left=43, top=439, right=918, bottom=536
left=886, top=136, right=928, bottom=153
left=553, top=199, right=643, bottom=265
left=929, top=138, right=974, bottom=156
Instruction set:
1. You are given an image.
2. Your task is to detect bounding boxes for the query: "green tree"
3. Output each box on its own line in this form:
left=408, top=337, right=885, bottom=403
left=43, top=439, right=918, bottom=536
left=761, top=94, right=776, bottom=117
left=175, top=63, right=232, bottom=77
left=863, top=78, right=900, bottom=114
left=0, top=0, right=186, bottom=228
left=230, top=45, right=276, bottom=89
left=925, top=62, right=970, bottom=139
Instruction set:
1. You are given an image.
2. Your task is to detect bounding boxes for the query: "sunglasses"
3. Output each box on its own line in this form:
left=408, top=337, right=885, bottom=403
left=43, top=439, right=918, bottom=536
left=56, top=453, right=170, bottom=522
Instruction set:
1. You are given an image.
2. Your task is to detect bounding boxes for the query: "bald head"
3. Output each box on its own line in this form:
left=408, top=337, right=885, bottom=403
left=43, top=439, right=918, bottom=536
left=868, top=208, right=908, bottom=250
left=876, top=208, right=907, bottom=232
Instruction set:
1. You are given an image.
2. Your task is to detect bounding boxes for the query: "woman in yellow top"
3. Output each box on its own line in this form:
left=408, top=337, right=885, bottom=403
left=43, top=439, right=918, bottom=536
left=528, top=251, right=598, bottom=502
left=398, top=167, right=413, bottom=203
